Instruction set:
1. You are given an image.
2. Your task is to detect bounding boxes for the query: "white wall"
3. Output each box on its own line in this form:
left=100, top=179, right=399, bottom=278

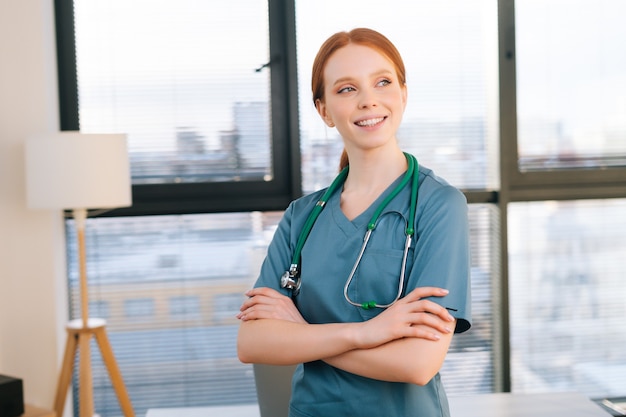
left=0, top=0, right=69, bottom=411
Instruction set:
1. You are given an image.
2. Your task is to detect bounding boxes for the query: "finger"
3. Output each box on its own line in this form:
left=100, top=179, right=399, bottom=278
left=239, top=298, right=293, bottom=315
left=407, top=312, right=453, bottom=334
left=245, top=287, right=284, bottom=298
left=238, top=304, right=303, bottom=322
left=402, top=287, right=449, bottom=302
left=239, top=295, right=265, bottom=311
left=405, top=324, right=444, bottom=341
left=407, top=299, right=456, bottom=323
left=239, top=289, right=288, bottom=311
left=237, top=304, right=278, bottom=320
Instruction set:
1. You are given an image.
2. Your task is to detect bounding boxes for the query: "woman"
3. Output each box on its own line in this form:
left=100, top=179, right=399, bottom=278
left=237, top=28, right=471, bottom=417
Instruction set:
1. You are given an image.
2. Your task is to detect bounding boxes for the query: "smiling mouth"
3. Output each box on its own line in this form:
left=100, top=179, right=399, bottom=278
left=355, top=117, right=385, bottom=127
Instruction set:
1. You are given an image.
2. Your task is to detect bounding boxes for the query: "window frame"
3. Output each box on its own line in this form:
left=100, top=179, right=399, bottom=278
left=54, top=0, right=302, bottom=216
left=497, top=0, right=626, bottom=392
left=498, top=0, right=626, bottom=203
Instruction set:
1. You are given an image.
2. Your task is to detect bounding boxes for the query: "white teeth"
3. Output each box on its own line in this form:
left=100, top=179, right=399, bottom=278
left=356, top=117, right=384, bottom=127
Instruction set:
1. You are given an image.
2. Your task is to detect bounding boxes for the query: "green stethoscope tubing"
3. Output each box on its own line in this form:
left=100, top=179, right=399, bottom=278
left=283, top=152, right=419, bottom=310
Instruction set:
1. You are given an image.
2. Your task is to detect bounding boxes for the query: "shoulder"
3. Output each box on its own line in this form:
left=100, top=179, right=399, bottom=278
left=287, top=188, right=327, bottom=216
left=279, top=188, right=328, bottom=231
left=418, top=165, right=467, bottom=210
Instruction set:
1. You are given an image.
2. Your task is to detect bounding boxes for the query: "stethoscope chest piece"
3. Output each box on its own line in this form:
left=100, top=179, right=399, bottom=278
left=281, top=264, right=301, bottom=295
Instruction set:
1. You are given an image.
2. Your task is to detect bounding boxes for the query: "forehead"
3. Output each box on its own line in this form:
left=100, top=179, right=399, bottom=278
left=323, top=44, right=397, bottom=82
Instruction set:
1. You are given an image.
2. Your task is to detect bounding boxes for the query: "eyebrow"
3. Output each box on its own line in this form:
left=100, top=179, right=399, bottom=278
left=331, top=69, right=395, bottom=87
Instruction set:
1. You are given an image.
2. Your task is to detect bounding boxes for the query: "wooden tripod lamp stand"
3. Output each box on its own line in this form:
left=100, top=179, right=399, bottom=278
left=25, top=132, right=134, bottom=417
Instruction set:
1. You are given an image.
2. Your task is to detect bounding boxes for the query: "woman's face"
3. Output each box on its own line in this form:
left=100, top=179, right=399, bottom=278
left=316, top=43, right=407, bottom=154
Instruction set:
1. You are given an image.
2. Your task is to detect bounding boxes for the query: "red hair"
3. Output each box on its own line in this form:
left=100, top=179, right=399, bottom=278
left=310, top=28, right=407, bottom=170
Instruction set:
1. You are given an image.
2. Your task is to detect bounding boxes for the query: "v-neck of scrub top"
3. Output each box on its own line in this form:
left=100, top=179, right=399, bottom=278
left=329, top=172, right=408, bottom=236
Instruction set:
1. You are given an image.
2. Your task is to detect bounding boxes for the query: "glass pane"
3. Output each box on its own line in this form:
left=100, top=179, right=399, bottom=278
left=516, top=0, right=626, bottom=170
left=66, top=212, right=282, bottom=416
left=73, top=0, right=272, bottom=184
left=509, top=199, right=626, bottom=397
left=296, top=0, right=499, bottom=192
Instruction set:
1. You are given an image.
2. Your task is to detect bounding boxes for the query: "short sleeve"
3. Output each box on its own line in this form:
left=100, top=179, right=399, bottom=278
left=409, top=183, right=472, bottom=333
left=253, top=191, right=325, bottom=295
left=253, top=203, right=295, bottom=294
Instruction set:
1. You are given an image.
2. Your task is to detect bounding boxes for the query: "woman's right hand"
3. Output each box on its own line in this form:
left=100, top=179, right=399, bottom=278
left=237, top=287, right=307, bottom=324
left=356, top=287, right=455, bottom=349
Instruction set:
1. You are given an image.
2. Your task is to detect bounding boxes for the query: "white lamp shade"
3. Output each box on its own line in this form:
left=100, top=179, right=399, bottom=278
left=25, top=132, right=132, bottom=210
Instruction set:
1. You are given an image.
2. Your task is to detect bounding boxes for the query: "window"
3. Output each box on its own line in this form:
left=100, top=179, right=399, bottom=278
left=509, top=199, right=626, bottom=396
left=515, top=1, right=626, bottom=171
left=502, top=0, right=626, bottom=396
left=296, top=0, right=499, bottom=193
left=500, top=0, right=626, bottom=200
left=56, top=0, right=301, bottom=216
left=67, top=213, right=263, bottom=413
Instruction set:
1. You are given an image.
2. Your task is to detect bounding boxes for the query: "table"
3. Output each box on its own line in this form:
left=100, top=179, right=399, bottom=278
left=448, top=392, right=610, bottom=417
left=146, top=405, right=260, bottom=417
left=146, top=392, right=609, bottom=417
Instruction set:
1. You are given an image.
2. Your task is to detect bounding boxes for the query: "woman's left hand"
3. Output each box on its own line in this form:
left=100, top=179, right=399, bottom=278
left=237, top=287, right=307, bottom=324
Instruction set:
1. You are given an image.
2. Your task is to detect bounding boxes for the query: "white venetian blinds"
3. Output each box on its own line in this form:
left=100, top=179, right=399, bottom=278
left=508, top=199, right=626, bottom=396
left=515, top=0, right=626, bottom=171
left=73, top=0, right=272, bottom=184
left=295, top=0, right=500, bottom=193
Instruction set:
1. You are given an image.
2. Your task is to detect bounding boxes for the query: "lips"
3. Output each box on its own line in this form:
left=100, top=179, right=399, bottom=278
left=355, top=116, right=386, bottom=127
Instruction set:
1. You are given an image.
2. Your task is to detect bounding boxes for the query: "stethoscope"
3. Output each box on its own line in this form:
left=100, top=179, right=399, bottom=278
left=281, top=152, right=419, bottom=310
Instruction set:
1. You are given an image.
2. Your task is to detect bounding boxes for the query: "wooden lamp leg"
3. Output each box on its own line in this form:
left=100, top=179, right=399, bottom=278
left=54, top=330, right=79, bottom=417
left=75, top=209, right=95, bottom=417
left=78, top=333, right=95, bottom=417
left=94, top=326, right=134, bottom=416
left=54, top=320, right=135, bottom=417
left=53, top=209, right=134, bottom=417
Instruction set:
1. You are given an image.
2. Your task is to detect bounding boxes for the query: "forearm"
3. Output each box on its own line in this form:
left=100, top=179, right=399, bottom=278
left=238, top=287, right=456, bottom=369
left=322, top=323, right=454, bottom=385
left=237, top=318, right=359, bottom=365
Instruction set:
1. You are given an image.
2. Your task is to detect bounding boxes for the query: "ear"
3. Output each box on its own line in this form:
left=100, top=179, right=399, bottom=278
left=315, top=99, right=335, bottom=127
left=401, top=84, right=408, bottom=111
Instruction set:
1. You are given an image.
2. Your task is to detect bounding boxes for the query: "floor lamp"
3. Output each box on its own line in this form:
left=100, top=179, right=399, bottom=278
left=25, top=132, right=135, bottom=417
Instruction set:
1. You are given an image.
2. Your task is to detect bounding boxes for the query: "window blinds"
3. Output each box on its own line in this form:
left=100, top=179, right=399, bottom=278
left=515, top=0, right=626, bottom=171
left=508, top=199, right=626, bottom=396
left=73, top=0, right=272, bottom=185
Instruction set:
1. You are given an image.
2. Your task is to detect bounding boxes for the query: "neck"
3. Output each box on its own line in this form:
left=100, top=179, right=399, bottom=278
left=343, top=148, right=407, bottom=193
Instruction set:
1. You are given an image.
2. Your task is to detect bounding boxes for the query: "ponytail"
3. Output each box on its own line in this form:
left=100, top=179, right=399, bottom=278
left=339, top=149, right=349, bottom=171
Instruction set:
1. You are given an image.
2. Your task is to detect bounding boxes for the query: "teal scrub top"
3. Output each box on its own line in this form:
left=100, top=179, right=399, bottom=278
left=254, top=161, right=472, bottom=417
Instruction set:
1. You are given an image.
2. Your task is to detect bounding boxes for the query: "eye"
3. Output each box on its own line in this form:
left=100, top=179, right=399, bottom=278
left=337, top=86, right=356, bottom=94
left=377, top=78, right=392, bottom=87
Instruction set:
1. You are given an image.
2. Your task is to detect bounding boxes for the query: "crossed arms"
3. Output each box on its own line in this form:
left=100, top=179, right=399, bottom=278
left=237, top=286, right=456, bottom=386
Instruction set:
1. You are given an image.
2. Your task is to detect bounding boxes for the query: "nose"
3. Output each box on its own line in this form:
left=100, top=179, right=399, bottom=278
left=358, top=88, right=378, bottom=109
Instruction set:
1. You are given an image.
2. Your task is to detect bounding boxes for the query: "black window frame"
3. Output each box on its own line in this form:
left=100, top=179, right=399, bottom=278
left=498, top=1, right=626, bottom=203
left=54, top=0, right=302, bottom=217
